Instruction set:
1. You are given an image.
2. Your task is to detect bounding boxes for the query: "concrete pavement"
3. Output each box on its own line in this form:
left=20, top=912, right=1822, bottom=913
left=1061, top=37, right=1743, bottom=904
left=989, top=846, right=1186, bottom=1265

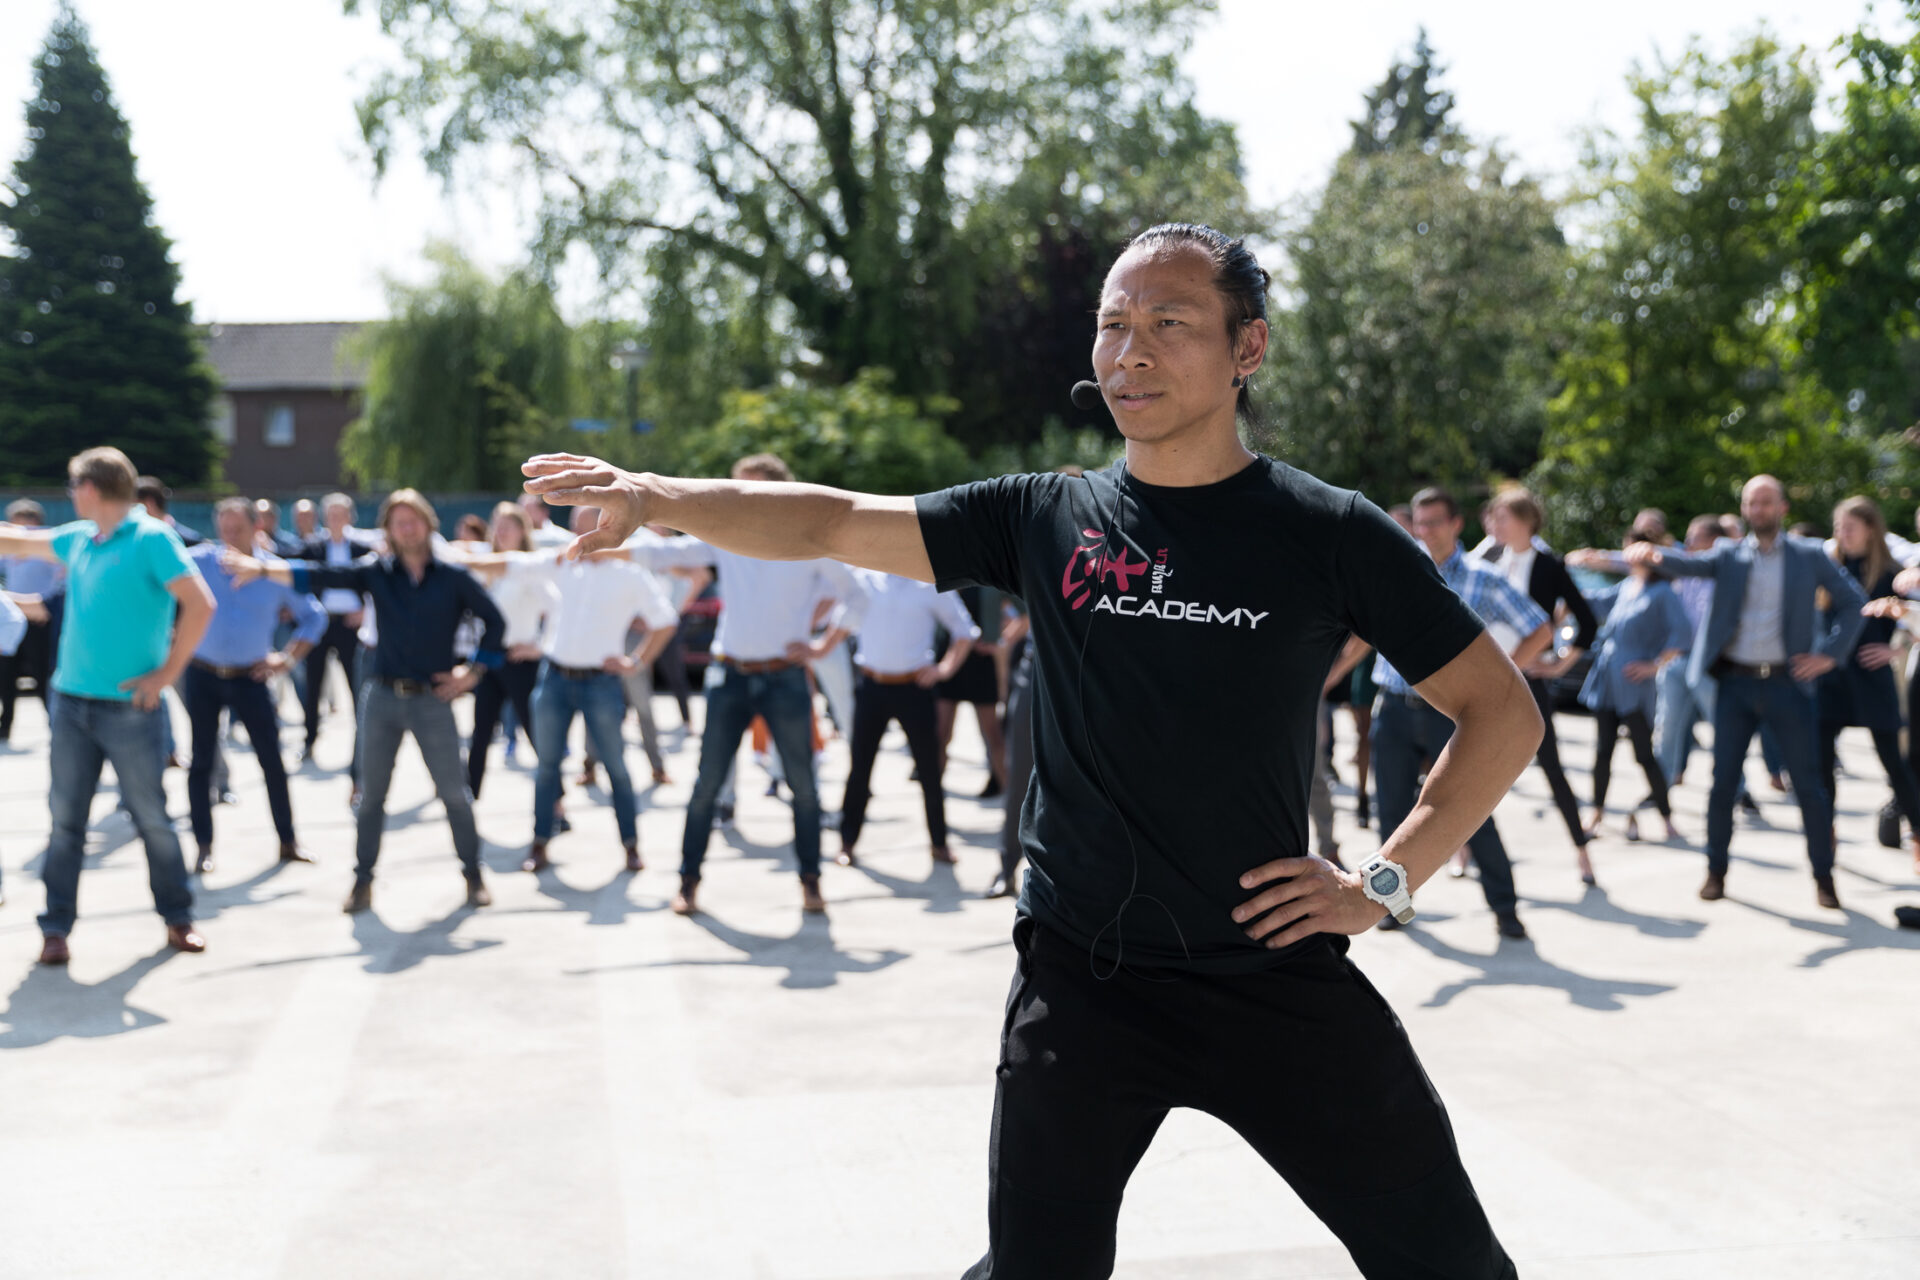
left=0, top=678, right=1916, bottom=1279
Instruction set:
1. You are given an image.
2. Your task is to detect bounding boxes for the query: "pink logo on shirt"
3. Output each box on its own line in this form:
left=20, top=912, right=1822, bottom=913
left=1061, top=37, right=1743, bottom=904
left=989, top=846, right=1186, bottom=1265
left=1060, top=529, right=1149, bottom=611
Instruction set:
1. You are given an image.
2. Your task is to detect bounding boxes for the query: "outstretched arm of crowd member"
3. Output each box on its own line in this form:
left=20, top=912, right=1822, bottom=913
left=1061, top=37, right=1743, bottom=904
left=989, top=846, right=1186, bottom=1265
left=521, top=453, right=935, bottom=582
left=1233, top=633, right=1543, bottom=948
left=5, top=591, right=49, bottom=624
left=0, top=524, right=61, bottom=562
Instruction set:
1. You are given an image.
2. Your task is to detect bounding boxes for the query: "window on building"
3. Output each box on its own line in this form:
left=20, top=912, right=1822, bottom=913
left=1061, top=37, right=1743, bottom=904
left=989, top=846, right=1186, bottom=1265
left=264, top=403, right=296, bottom=448
left=208, top=395, right=235, bottom=445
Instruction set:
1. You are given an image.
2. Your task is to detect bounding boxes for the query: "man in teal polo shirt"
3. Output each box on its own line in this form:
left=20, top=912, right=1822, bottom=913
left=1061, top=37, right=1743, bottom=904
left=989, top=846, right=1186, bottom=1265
left=0, top=446, right=217, bottom=965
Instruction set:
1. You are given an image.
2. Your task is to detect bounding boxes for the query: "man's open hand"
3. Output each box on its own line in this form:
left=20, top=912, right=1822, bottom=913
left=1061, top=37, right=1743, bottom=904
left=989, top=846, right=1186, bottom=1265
left=522, top=454, right=649, bottom=558
left=1231, top=856, right=1387, bottom=950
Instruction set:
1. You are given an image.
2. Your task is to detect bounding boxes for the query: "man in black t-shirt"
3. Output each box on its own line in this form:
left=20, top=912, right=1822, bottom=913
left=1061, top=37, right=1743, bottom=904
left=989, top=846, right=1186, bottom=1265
left=520, top=224, right=1539, bottom=1279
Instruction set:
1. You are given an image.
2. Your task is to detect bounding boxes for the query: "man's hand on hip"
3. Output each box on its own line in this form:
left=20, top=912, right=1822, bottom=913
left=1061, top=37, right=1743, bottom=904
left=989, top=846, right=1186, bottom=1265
left=1232, top=856, right=1387, bottom=950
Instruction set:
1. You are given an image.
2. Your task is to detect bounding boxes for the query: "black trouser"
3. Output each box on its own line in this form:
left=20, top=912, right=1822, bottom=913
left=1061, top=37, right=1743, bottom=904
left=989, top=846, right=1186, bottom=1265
left=1591, top=707, right=1671, bottom=818
left=466, top=657, right=539, bottom=798
left=184, top=664, right=296, bottom=849
left=1373, top=694, right=1520, bottom=915
left=1527, top=679, right=1588, bottom=847
left=656, top=617, right=696, bottom=725
left=999, top=649, right=1035, bottom=882
left=963, top=917, right=1516, bottom=1279
left=1823, top=722, right=1920, bottom=838
left=839, top=675, right=948, bottom=849
left=0, top=613, right=55, bottom=739
left=301, top=615, right=361, bottom=749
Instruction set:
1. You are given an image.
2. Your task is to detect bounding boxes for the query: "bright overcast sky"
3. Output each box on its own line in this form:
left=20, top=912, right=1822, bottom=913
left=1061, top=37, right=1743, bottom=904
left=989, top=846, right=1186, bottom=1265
left=0, top=0, right=1882, bottom=324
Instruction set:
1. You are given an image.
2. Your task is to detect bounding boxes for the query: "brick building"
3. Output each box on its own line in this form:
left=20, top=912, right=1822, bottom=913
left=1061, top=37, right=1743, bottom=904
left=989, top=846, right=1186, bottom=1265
left=203, top=322, right=368, bottom=494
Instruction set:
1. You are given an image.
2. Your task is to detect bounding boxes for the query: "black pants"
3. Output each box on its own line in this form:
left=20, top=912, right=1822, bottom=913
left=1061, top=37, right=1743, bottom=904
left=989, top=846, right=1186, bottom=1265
left=1527, top=679, right=1589, bottom=847
left=0, top=613, right=55, bottom=739
left=301, top=616, right=361, bottom=749
left=656, top=618, right=696, bottom=725
left=963, top=917, right=1516, bottom=1279
left=999, top=648, right=1035, bottom=882
left=839, top=675, right=948, bottom=849
left=1372, top=694, right=1520, bottom=915
left=1592, top=707, right=1670, bottom=818
left=1823, top=722, right=1920, bottom=836
left=466, top=657, right=539, bottom=798
left=184, top=664, right=296, bottom=849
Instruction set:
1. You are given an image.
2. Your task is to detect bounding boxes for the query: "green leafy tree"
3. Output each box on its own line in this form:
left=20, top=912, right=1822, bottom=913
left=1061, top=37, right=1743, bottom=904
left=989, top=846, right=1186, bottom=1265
left=0, top=5, right=217, bottom=487
left=1262, top=38, right=1569, bottom=505
left=341, top=244, right=583, bottom=491
left=345, top=0, right=1260, bottom=448
left=672, top=367, right=971, bottom=495
left=1530, top=34, right=1880, bottom=544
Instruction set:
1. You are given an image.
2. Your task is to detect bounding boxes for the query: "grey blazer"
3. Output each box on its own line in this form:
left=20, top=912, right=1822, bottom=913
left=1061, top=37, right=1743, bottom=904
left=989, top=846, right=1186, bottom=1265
left=1660, top=536, right=1867, bottom=690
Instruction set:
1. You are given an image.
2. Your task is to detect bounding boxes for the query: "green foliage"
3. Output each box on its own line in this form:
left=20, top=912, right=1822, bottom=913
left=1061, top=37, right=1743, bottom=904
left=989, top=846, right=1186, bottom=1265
left=345, top=0, right=1262, bottom=451
left=1529, top=33, right=1906, bottom=546
left=0, top=5, right=217, bottom=488
left=1350, top=28, right=1464, bottom=158
left=1262, top=139, right=1571, bottom=505
left=341, top=244, right=583, bottom=490
left=671, top=368, right=972, bottom=495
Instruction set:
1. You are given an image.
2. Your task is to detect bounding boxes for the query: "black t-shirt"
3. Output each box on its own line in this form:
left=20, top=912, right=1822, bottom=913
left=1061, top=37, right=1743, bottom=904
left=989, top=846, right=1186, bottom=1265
left=915, top=455, right=1484, bottom=972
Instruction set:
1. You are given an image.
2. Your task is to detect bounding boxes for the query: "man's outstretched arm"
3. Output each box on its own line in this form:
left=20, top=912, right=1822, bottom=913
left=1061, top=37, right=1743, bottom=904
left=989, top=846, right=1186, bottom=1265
left=520, top=453, right=935, bottom=582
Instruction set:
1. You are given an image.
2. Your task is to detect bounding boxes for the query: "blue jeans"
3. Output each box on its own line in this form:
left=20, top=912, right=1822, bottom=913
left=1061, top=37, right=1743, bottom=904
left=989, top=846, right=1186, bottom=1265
left=1371, top=694, right=1520, bottom=915
left=354, top=682, right=481, bottom=886
left=40, top=694, right=195, bottom=936
left=1654, top=663, right=1702, bottom=785
left=533, top=664, right=637, bottom=844
left=681, top=664, right=820, bottom=880
left=1705, top=673, right=1830, bottom=878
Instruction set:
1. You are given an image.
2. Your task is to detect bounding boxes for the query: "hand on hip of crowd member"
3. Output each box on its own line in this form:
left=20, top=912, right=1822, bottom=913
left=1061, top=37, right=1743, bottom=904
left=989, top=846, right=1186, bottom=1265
left=1863, top=596, right=1909, bottom=621
left=1624, top=660, right=1660, bottom=683
left=786, top=639, right=834, bottom=666
left=432, top=667, right=480, bottom=701
left=16, top=597, right=48, bottom=624
left=121, top=669, right=171, bottom=711
left=1790, top=653, right=1837, bottom=681
left=1857, top=642, right=1895, bottom=671
left=1231, top=856, right=1385, bottom=950
left=602, top=654, right=638, bottom=676
left=522, top=454, right=647, bottom=558
left=914, top=665, right=941, bottom=689
left=250, top=653, right=292, bottom=683
left=508, top=643, right=543, bottom=663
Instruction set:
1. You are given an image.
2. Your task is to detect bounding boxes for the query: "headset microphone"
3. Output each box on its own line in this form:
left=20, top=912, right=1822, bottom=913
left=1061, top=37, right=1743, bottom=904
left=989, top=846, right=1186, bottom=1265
left=1070, top=380, right=1103, bottom=411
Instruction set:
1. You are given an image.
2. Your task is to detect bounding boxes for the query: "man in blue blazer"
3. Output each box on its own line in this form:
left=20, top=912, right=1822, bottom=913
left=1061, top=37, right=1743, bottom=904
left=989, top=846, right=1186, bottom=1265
left=1629, top=476, right=1866, bottom=909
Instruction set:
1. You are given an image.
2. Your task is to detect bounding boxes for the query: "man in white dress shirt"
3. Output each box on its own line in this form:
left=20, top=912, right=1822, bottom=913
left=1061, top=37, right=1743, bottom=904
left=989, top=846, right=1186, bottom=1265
left=512, top=507, right=681, bottom=873
left=621, top=454, right=869, bottom=916
left=836, top=570, right=979, bottom=867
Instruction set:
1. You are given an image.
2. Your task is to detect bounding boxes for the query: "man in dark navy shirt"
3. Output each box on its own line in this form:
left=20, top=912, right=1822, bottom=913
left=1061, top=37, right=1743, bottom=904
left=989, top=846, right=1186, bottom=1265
left=521, top=225, right=1538, bottom=1279
left=234, top=489, right=505, bottom=914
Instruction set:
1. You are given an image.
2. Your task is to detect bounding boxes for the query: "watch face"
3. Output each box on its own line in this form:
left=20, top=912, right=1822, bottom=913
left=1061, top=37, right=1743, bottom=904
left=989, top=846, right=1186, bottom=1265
left=1369, top=867, right=1401, bottom=897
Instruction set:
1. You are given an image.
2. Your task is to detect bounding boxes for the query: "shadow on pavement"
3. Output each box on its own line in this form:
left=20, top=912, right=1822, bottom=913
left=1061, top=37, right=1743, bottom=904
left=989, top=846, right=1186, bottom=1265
left=349, top=903, right=503, bottom=975
left=0, top=947, right=175, bottom=1048
left=842, top=858, right=966, bottom=914
left=1731, top=899, right=1920, bottom=968
left=571, top=911, right=907, bottom=990
left=1396, top=925, right=1676, bottom=1012
left=1527, top=886, right=1708, bottom=941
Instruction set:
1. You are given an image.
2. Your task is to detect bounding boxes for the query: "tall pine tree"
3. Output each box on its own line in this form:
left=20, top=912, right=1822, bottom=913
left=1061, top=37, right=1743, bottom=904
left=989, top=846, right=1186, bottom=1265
left=0, top=4, right=216, bottom=487
left=1350, top=29, right=1464, bottom=157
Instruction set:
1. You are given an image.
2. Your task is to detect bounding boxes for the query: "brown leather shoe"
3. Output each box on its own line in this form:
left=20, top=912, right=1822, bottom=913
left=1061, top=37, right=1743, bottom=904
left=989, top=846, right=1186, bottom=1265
left=37, top=934, right=70, bottom=966
left=671, top=876, right=700, bottom=916
left=800, top=875, right=826, bottom=914
left=277, top=842, right=316, bottom=865
left=464, top=875, right=492, bottom=908
left=522, top=841, right=551, bottom=874
left=1699, top=872, right=1726, bottom=901
left=931, top=845, right=957, bottom=865
left=343, top=882, right=373, bottom=915
left=194, top=843, right=214, bottom=876
left=623, top=841, right=643, bottom=873
left=1815, top=876, right=1840, bottom=910
left=166, top=924, right=206, bottom=954
left=651, top=769, right=671, bottom=786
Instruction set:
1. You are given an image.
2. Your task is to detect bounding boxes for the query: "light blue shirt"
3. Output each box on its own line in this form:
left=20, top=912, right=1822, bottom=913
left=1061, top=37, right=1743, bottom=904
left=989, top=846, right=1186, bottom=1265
left=1, top=554, right=65, bottom=598
left=1374, top=544, right=1548, bottom=695
left=49, top=511, right=199, bottom=700
left=0, top=591, right=25, bottom=657
left=1579, top=578, right=1694, bottom=718
left=629, top=534, right=870, bottom=663
left=188, top=542, right=327, bottom=667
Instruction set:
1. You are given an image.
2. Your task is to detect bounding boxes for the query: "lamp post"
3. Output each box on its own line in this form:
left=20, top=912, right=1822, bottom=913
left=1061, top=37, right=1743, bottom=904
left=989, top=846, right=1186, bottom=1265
left=609, top=342, right=650, bottom=432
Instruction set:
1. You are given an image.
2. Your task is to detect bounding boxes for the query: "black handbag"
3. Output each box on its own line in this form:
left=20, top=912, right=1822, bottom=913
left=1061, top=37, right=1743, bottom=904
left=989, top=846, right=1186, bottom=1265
left=1877, top=796, right=1902, bottom=849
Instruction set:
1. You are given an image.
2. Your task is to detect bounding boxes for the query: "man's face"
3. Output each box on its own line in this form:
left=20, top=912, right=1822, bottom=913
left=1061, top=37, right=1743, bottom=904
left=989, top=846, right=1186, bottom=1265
left=139, top=498, right=165, bottom=521
left=1485, top=505, right=1519, bottom=549
left=1411, top=503, right=1463, bottom=563
left=519, top=495, right=549, bottom=528
left=294, top=505, right=317, bottom=536
left=571, top=507, right=600, bottom=537
left=385, top=505, right=430, bottom=554
left=1740, top=479, right=1787, bottom=538
left=325, top=503, right=351, bottom=536
left=69, top=479, right=100, bottom=522
left=217, top=507, right=255, bottom=548
left=1091, top=243, right=1260, bottom=449
left=256, top=503, right=278, bottom=532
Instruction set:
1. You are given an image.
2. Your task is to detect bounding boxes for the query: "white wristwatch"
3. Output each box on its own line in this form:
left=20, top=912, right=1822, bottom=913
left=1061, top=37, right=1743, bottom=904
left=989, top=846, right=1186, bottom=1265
left=1356, top=854, right=1416, bottom=925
